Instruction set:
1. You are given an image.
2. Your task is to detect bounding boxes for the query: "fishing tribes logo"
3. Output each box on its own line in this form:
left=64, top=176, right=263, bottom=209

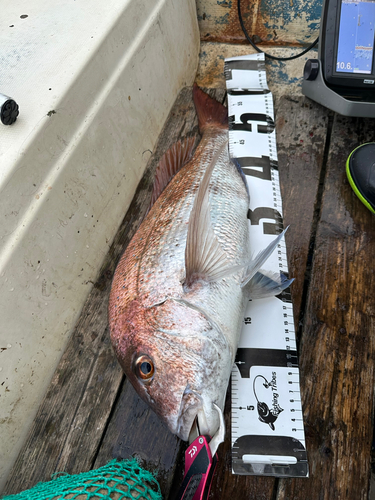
left=253, top=372, right=284, bottom=430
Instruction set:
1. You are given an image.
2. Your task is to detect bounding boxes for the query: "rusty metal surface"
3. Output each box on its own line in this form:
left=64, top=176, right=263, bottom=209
left=196, top=42, right=318, bottom=95
left=196, top=0, right=321, bottom=45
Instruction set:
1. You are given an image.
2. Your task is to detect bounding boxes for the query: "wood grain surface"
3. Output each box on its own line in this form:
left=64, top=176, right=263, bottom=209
left=276, top=96, right=330, bottom=327
left=278, top=114, right=375, bottom=500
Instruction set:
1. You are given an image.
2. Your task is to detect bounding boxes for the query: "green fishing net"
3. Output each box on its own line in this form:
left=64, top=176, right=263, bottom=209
left=2, top=459, right=162, bottom=500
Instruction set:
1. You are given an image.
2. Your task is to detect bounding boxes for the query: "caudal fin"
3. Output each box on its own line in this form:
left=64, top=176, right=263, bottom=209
left=193, top=83, right=228, bottom=132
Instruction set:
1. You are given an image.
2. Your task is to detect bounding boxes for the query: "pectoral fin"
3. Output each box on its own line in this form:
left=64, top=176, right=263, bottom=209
left=241, top=228, right=293, bottom=298
left=244, top=270, right=294, bottom=299
left=184, top=140, right=241, bottom=287
left=241, top=229, right=287, bottom=288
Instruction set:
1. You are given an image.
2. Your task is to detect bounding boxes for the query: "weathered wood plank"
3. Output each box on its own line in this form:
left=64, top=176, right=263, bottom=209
left=277, top=114, right=375, bottom=499
left=3, top=87, right=212, bottom=495
left=93, top=378, right=182, bottom=495
left=276, top=96, right=330, bottom=326
left=53, top=326, right=122, bottom=474
left=4, top=290, right=122, bottom=494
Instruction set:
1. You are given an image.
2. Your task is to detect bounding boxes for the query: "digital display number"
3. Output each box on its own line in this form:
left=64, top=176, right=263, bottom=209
left=337, top=61, right=353, bottom=70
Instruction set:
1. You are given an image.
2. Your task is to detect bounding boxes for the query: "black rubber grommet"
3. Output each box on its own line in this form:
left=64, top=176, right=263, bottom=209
left=1, top=99, right=19, bottom=125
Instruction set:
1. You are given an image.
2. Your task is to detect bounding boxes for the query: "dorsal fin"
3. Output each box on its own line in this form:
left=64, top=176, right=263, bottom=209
left=184, top=139, right=240, bottom=288
left=150, top=136, right=197, bottom=208
left=193, top=83, right=228, bottom=132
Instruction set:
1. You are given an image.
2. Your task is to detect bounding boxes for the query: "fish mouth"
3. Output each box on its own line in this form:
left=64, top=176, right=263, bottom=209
left=178, top=396, right=226, bottom=458
left=176, top=384, right=206, bottom=441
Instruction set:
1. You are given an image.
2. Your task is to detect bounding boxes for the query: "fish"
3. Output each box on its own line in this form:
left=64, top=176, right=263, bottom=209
left=108, top=84, right=292, bottom=442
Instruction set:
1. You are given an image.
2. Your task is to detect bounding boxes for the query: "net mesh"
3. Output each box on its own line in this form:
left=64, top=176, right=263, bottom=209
left=2, top=459, right=162, bottom=500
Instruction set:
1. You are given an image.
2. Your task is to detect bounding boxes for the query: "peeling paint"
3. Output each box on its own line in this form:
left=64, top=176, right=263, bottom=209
left=196, top=0, right=322, bottom=45
left=215, top=12, right=230, bottom=25
left=308, top=21, right=320, bottom=30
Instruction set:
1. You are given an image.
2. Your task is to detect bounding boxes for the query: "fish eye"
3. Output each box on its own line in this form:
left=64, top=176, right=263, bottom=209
left=135, top=355, right=155, bottom=381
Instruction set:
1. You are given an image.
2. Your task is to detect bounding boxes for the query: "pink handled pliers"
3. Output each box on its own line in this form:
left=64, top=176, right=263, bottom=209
left=176, top=404, right=225, bottom=500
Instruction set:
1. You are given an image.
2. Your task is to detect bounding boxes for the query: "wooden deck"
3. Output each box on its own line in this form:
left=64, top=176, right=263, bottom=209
left=4, top=88, right=375, bottom=500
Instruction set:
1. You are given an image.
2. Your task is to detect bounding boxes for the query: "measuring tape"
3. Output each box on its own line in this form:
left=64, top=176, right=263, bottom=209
left=225, top=53, right=308, bottom=478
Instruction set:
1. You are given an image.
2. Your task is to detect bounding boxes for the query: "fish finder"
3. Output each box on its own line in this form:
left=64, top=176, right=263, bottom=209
left=302, top=0, right=375, bottom=117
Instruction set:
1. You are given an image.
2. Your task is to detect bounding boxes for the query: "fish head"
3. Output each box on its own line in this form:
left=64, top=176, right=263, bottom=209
left=109, top=296, right=231, bottom=441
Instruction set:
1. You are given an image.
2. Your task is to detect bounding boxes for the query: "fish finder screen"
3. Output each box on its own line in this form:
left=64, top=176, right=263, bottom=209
left=336, top=0, right=375, bottom=74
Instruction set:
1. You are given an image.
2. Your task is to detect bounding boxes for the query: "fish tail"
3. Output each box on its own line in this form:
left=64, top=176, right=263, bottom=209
left=193, top=83, right=228, bottom=132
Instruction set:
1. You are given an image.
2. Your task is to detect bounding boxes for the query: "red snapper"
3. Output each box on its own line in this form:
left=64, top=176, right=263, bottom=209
left=108, top=85, right=291, bottom=442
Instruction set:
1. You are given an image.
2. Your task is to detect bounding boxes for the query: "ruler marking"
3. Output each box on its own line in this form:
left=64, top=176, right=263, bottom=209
left=226, top=53, right=308, bottom=479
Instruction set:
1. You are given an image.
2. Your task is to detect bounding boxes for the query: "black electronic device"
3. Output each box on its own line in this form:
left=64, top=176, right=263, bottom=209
left=302, top=0, right=375, bottom=117
left=323, top=0, right=375, bottom=89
